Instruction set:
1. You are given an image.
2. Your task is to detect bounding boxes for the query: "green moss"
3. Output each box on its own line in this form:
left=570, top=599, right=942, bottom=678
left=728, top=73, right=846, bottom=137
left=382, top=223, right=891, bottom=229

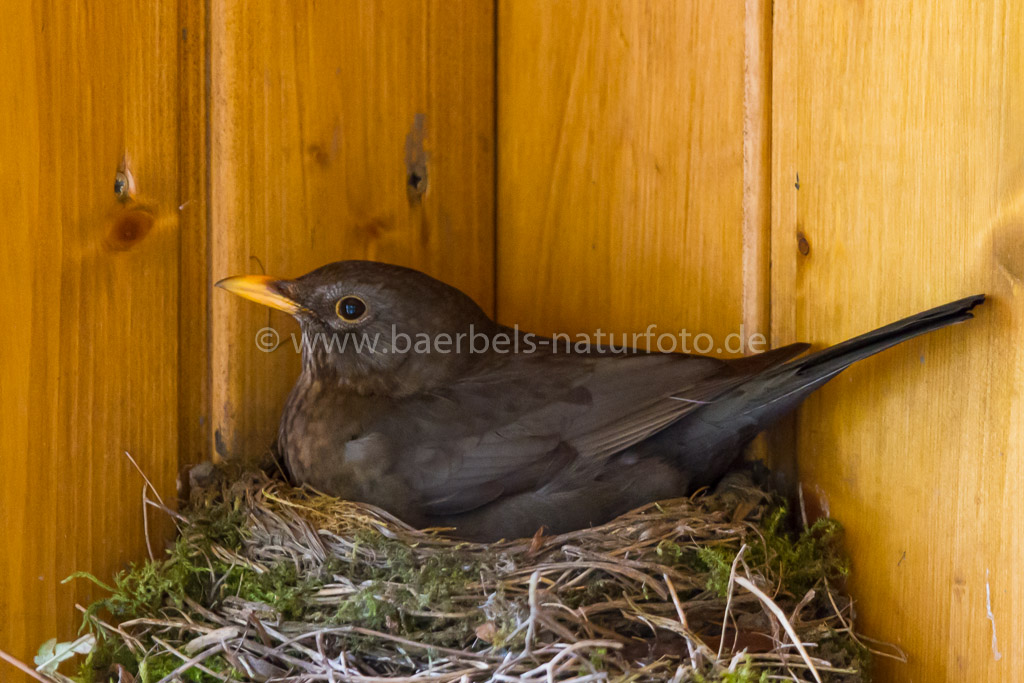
left=69, top=518, right=491, bottom=673
left=656, top=539, right=685, bottom=564
left=686, top=656, right=772, bottom=683
left=696, top=504, right=849, bottom=599
left=321, top=530, right=486, bottom=637
left=136, top=653, right=238, bottom=683
left=490, top=620, right=527, bottom=650
left=697, top=545, right=737, bottom=597
left=185, top=501, right=248, bottom=550
left=63, top=483, right=863, bottom=682
left=658, top=539, right=732, bottom=579
left=750, top=506, right=850, bottom=595
left=719, top=662, right=770, bottom=683
left=76, top=636, right=239, bottom=683
left=217, top=560, right=322, bottom=619
left=138, top=654, right=184, bottom=683
left=75, top=635, right=136, bottom=683
left=67, top=496, right=253, bottom=630
left=67, top=541, right=203, bottom=623
left=561, top=578, right=618, bottom=608
left=347, top=531, right=482, bottom=608
left=75, top=549, right=324, bottom=630
left=817, top=628, right=873, bottom=681
left=417, top=552, right=479, bottom=608
left=333, top=581, right=402, bottom=630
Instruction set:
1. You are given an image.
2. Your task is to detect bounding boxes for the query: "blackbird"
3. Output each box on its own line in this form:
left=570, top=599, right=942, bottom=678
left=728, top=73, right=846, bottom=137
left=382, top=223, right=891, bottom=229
left=217, top=261, right=984, bottom=541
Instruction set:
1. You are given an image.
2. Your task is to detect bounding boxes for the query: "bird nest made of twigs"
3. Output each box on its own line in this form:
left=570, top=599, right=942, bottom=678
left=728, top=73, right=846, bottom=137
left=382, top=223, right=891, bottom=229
left=30, top=467, right=893, bottom=683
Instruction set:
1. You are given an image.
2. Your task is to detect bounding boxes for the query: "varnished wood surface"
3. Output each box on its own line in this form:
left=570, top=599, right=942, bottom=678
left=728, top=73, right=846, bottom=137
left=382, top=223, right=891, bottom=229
left=771, top=2, right=1024, bottom=679
left=496, top=0, right=752, bottom=353
left=178, top=0, right=212, bottom=475
left=3, top=3, right=1021, bottom=682
left=209, top=0, right=496, bottom=463
left=0, top=0, right=186, bottom=668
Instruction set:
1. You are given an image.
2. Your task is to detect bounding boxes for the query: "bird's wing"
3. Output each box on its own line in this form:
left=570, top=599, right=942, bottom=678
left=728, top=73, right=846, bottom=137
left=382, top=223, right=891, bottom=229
left=370, top=345, right=807, bottom=516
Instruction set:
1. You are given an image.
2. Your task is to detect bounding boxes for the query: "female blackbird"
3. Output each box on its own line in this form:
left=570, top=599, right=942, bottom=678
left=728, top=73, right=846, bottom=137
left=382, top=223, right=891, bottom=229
left=217, top=261, right=983, bottom=541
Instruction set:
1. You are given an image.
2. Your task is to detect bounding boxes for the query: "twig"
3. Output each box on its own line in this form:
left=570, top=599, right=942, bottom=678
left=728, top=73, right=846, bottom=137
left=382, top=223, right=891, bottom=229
left=733, top=576, right=823, bottom=683
left=0, top=648, right=51, bottom=683
left=153, top=643, right=225, bottom=683
left=123, top=450, right=164, bottom=507
left=663, top=573, right=699, bottom=670
left=718, top=544, right=748, bottom=660
left=525, top=571, right=541, bottom=655
left=142, top=485, right=154, bottom=561
left=151, top=637, right=228, bottom=682
left=797, top=484, right=809, bottom=530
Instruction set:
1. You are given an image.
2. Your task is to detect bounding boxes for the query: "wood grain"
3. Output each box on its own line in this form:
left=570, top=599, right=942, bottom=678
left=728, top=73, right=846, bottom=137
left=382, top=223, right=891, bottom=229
left=209, top=0, right=496, bottom=462
left=0, top=0, right=186, bottom=668
left=771, top=2, right=1024, bottom=679
left=5, top=6, right=1019, bottom=683
left=497, top=0, right=752, bottom=356
left=178, top=0, right=212, bottom=474
left=742, top=0, right=771, bottom=342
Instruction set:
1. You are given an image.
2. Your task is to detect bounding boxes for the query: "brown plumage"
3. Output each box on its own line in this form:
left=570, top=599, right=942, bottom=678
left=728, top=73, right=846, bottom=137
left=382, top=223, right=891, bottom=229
left=217, top=261, right=984, bottom=541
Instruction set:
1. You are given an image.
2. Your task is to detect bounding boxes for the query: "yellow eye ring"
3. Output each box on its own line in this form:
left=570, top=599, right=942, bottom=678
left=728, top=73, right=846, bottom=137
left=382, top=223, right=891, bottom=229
left=335, top=295, right=369, bottom=323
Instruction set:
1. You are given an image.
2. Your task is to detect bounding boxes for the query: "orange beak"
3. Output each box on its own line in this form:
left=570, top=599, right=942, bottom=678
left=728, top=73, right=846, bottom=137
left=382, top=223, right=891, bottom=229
left=215, top=275, right=302, bottom=314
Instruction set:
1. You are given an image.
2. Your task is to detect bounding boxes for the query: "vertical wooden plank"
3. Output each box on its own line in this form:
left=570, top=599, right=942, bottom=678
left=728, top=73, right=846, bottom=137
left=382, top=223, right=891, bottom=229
left=0, top=0, right=184, bottom=666
left=772, top=2, right=1024, bottom=679
left=768, top=0, right=798, bottom=351
left=209, top=1, right=496, bottom=462
left=740, top=0, right=776, bottom=470
left=764, top=0, right=801, bottom=490
left=178, top=0, right=212, bottom=472
left=497, top=0, right=750, bottom=354
left=742, top=0, right=771, bottom=340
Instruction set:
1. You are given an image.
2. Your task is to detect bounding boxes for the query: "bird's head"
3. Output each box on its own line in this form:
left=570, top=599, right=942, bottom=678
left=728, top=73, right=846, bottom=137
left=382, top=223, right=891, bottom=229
left=216, top=260, right=496, bottom=395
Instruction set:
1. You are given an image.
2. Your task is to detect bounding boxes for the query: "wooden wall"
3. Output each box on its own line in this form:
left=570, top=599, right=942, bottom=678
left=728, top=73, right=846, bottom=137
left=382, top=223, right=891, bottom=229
left=497, top=0, right=755, bottom=347
left=208, top=0, right=495, bottom=462
left=0, top=0, right=197, bottom=668
left=1, top=0, right=495, bottom=669
left=771, top=2, right=1024, bottom=680
left=499, top=2, right=1024, bottom=680
left=3, top=2, right=1022, bottom=681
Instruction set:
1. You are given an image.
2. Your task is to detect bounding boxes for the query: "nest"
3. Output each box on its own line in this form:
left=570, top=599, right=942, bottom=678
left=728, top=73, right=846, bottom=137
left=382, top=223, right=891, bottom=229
left=37, top=468, right=891, bottom=683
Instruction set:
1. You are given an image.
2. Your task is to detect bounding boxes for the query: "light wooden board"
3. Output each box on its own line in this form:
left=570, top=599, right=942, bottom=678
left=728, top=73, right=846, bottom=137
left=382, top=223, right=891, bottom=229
left=178, top=0, right=212, bottom=473
left=771, top=2, right=1024, bottom=679
left=209, top=0, right=496, bottom=461
left=497, top=0, right=754, bottom=356
left=0, top=0, right=186, bottom=666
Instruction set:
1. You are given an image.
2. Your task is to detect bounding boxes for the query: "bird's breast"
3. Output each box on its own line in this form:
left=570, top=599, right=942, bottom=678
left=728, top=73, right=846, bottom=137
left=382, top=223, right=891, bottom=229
left=279, top=381, right=351, bottom=488
left=277, top=375, right=418, bottom=518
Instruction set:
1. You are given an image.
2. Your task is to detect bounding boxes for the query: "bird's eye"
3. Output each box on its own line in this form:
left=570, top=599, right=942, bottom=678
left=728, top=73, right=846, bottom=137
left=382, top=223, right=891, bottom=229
left=335, top=295, right=368, bottom=322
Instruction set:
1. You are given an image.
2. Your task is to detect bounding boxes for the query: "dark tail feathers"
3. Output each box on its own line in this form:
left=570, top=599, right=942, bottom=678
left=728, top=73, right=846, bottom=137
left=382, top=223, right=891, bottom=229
left=655, top=294, right=985, bottom=486
left=788, top=293, right=985, bottom=381
left=736, top=293, right=986, bottom=423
